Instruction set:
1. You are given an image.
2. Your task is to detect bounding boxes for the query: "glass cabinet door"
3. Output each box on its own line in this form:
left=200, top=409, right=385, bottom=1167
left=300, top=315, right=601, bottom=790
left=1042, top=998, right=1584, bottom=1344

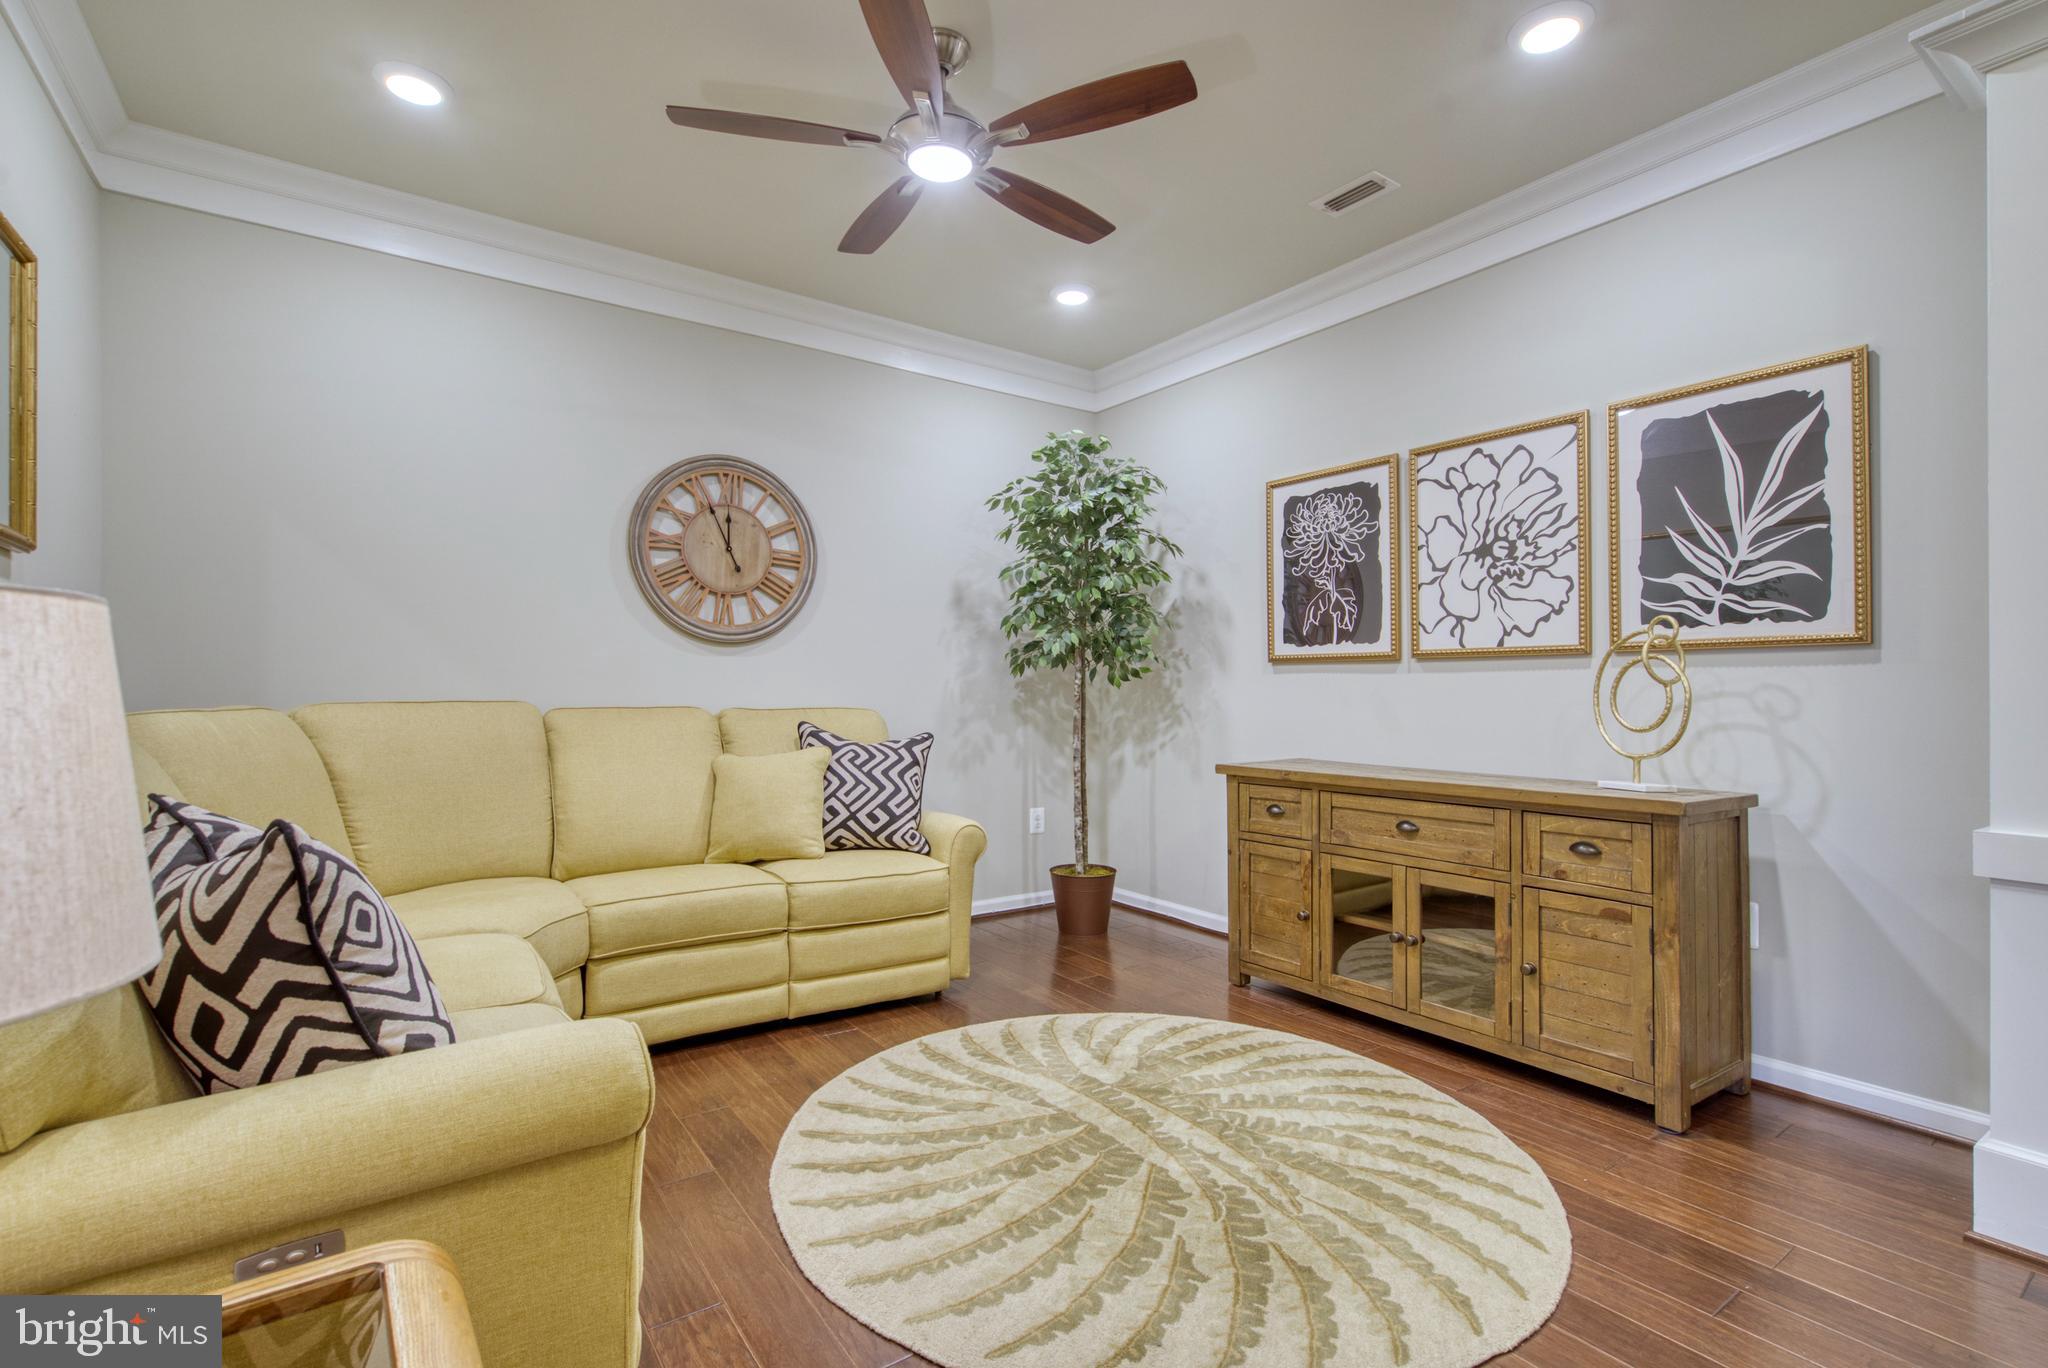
left=1321, top=855, right=1404, bottom=1008
left=1409, top=870, right=1510, bottom=1038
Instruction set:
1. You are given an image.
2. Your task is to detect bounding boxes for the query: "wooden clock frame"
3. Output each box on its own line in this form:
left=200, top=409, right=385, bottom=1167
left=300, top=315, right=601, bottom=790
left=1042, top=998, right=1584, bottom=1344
left=629, top=455, right=816, bottom=643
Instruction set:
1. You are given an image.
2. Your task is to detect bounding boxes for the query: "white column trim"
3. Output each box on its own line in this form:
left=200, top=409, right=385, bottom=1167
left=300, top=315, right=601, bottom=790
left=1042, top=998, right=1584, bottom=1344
left=1973, top=827, right=2048, bottom=886
left=1912, top=0, right=2048, bottom=108
left=1973, top=1136, right=2048, bottom=1254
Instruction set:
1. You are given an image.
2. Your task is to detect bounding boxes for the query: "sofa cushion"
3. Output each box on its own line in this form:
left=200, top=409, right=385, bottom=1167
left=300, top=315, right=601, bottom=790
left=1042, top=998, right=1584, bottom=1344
left=385, top=878, right=590, bottom=978
left=449, top=1002, right=573, bottom=1040
left=570, top=864, right=788, bottom=959
left=416, top=933, right=566, bottom=1014
left=758, top=850, right=950, bottom=929
left=0, top=988, right=196, bottom=1154
left=545, top=707, right=721, bottom=879
left=707, top=748, right=831, bottom=863
left=800, top=721, right=934, bottom=854
left=718, top=706, right=887, bottom=756
left=292, top=701, right=553, bottom=895
left=128, top=708, right=355, bottom=858
left=141, top=799, right=456, bottom=1094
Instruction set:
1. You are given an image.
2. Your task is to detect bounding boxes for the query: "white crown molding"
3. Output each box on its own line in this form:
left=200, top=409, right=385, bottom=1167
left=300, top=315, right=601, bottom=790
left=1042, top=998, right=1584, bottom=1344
left=1091, top=5, right=1951, bottom=409
left=1912, top=0, right=2048, bottom=109
left=2, top=0, right=1957, bottom=412
left=1974, top=826, right=2048, bottom=886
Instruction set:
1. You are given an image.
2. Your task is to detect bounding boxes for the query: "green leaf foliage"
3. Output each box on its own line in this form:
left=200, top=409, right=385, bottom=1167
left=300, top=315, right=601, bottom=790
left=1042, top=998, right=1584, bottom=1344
left=986, top=431, right=1183, bottom=687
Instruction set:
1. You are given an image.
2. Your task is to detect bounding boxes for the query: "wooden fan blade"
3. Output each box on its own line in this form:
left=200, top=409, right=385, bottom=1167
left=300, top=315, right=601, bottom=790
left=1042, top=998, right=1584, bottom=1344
left=859, top=0, right=945, bottom=121
left=839, top=176, right=924, bottom=253
left=665, top=106, right=880, bottom=147
left=992, top=61, right=1196, bottom=144
left=976, top=171, right=1114, bottom=244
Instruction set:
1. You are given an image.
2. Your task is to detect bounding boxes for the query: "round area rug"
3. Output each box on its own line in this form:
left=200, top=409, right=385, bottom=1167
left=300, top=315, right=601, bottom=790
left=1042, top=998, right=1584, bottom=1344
left=770, top=1013, right=1570, bottom=1367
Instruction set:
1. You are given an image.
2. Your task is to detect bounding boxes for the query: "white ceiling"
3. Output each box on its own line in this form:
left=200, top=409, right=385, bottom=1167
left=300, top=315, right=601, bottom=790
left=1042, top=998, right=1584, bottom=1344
left=76, top=0, right=1929, bottom=370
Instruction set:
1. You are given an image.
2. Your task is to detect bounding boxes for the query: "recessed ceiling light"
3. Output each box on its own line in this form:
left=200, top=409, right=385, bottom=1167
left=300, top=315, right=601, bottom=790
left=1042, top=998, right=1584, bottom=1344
left=1512, top=2, right=1593, bottom=55
left=1052, top=286, right=1091, bottom=307
left=906, top=143, right=973, bottom=183
left=374, top=62, right=449, bottom=107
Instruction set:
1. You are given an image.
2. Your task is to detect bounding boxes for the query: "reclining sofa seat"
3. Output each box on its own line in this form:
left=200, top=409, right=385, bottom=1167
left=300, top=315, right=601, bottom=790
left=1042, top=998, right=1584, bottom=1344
left=123, top=700, right=985, bottom=1045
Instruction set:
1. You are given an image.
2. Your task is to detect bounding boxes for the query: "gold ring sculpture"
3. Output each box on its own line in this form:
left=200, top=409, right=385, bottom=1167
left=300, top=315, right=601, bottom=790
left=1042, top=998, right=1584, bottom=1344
left=1594, top=615, right=1691, bottom=785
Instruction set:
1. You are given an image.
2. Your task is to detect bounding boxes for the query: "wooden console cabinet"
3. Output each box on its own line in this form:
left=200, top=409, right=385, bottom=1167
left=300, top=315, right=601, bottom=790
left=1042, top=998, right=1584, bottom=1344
left=1219, top=760, right=1757, bottom=1132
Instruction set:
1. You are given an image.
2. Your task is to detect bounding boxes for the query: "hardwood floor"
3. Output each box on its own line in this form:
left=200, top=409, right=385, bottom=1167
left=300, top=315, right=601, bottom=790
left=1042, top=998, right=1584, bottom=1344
left=636, top=909, right=2043, bottom=1367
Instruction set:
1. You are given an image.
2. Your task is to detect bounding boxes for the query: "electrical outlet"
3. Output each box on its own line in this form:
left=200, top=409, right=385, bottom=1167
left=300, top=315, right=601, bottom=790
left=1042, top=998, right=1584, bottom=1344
left=1749, top=901, right=1761, bottom=951
left=1028, top=807, right=1045, bottom=834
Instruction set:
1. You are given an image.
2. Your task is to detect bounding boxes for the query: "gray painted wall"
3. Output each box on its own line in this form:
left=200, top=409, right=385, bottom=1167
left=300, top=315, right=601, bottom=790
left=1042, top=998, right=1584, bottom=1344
left=0, top=16, right=102, bottom=592
left=1097, top=98, right=1990, bottom=1111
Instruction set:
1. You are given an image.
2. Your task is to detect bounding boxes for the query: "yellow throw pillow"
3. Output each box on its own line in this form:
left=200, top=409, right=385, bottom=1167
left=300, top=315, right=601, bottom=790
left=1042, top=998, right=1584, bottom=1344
left=707, top=747, right=832, bottom=863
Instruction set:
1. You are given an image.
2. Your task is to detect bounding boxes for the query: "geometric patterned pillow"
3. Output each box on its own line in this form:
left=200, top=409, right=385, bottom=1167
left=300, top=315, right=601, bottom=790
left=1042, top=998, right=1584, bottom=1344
left=797, top=722, right=934, bottom=855
left=139, top=796, right=455, bottom=1094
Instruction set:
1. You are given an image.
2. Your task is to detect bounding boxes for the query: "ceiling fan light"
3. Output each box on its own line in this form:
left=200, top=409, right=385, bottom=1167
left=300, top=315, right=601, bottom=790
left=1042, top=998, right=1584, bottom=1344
left=906, top=143, right=973, bottom=183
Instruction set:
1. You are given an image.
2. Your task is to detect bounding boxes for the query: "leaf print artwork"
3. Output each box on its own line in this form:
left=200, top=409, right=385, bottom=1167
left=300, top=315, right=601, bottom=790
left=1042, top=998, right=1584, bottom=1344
left=1409, top=415, right=1589, bottom=657
left=771, top=1014, right=1572, bottom=1368
left=1634, top=388, right=1833, bottom=628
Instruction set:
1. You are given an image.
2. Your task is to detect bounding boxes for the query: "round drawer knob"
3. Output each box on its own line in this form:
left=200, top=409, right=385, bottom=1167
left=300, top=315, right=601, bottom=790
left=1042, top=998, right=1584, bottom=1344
left=1266, top=803, right=1287, bottom=817
left=1395, top=819, right=1421, bottom=834
left=1521, top=961, right=1538, bottom=976
left=1412, top=933, right=1426, bottom=946
left=1295, top=908, right=1310, bottom=922
left=1569, top=840, right=1603, bottom=858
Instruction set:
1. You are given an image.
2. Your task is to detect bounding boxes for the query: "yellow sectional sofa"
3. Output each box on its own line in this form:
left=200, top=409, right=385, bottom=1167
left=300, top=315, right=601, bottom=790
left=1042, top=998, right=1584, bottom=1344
left=128, top=700, right=986, bottom=1040
left=0, top=699, right=982, bottom=1368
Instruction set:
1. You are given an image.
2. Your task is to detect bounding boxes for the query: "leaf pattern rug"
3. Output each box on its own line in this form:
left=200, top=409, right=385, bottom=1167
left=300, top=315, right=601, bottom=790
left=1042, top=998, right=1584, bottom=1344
left=770, top=1013, right=1570, bottom=1367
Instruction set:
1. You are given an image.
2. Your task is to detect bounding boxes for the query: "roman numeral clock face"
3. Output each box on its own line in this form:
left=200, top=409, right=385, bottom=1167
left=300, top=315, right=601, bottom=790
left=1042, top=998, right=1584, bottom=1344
left=630, top=457, right=815, bottom=642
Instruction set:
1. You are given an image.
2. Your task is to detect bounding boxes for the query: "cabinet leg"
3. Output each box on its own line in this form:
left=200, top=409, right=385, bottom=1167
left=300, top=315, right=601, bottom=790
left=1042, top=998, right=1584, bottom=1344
left=1655, top=1091, right=1693, bottom=1134
left=1727, top=1065, right=1752, bottom=1096
left=1227, top=944, right=1248, bottom=987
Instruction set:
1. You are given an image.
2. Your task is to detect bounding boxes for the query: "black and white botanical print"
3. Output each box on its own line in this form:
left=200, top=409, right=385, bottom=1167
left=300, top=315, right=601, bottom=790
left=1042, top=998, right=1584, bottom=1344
left=1411, top=415, right=1588, bottom=656
left=1637, top=389, right=1831, bottom=627
left=1267, top=457, right=1399, bottom=661
left=1612, top=348, right=1869, bottom=648
left=1284, top=481, right=1381, bottom=646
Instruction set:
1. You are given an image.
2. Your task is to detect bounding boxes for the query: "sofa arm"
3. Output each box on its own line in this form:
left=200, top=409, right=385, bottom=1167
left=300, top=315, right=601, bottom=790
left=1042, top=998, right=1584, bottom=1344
left=922, top=810, right=986, bottom=978
left=0, top=1017, right=652, bottom=1293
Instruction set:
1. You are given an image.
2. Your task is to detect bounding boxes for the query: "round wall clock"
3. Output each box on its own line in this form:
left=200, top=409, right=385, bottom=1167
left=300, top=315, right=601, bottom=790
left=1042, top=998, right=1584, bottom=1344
left=629, top=456, right=816, bottom=642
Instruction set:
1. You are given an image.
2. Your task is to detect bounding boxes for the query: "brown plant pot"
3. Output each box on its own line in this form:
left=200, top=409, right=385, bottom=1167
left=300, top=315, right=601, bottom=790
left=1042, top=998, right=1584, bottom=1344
left=1050, top=865, right=1116, bottom=935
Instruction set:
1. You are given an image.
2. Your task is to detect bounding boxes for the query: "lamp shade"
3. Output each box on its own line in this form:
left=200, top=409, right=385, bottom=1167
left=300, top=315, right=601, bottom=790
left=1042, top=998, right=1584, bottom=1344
left=0, top=586, right=161, bottom=1026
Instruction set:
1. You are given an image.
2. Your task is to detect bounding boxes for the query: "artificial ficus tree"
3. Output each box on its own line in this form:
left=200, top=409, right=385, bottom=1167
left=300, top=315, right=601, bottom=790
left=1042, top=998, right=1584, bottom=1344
left=987, top=432, right=1183, bottom=873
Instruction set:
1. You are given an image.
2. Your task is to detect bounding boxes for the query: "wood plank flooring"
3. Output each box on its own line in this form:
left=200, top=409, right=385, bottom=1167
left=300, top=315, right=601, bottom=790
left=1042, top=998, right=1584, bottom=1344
left=636, top=909, right=2043, bottom=1367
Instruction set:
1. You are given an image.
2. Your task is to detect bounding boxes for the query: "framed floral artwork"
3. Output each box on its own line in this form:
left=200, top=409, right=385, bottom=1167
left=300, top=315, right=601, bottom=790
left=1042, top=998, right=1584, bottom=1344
left=1408, top=412, right=1591, bottom=658
left=1609, top=347, right=1869, bottom=649
left=1267, top=454, right=1400, bottom=662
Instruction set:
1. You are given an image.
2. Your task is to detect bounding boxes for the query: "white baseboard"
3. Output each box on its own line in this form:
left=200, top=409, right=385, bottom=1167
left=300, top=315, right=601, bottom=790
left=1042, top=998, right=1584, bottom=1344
left=1974, top=1135, right=2048, bottom=1256
left=971, top=891, right=1052, bottom=917
left=1108, top=890, right=1230, bottom=935
left=1751, top=1054, right=1990, bottom=1141
left=969, top=889, right=1986, bottom=1141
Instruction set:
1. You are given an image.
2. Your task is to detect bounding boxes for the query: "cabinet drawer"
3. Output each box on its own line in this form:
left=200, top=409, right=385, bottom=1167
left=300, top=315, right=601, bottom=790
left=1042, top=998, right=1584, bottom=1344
left=1524, top=812, right=1652, bottom=894
left=1323, top=793, right=1509, bottom=870
left=1239, top=784, right=1311, bottom=840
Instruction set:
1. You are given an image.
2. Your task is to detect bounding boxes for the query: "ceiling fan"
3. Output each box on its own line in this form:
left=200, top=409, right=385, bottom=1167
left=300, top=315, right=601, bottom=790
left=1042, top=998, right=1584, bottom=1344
left=663, top=0, right=1197, bottom=253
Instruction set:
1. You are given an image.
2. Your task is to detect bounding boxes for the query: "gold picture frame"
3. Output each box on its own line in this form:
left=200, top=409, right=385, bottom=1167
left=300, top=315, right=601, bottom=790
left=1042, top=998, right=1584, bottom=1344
left=1266, top=454, right=1401, bottom=663
left=1407, top=411, right=1592, bottom=659
left=2, top=209, right=36, bottom=555
left=1608, top=346, right=1870, bottom=650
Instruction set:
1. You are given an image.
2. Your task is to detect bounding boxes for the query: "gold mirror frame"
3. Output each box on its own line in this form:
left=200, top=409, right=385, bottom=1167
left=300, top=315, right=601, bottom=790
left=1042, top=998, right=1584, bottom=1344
left=2, top=209, right=37, bottom=554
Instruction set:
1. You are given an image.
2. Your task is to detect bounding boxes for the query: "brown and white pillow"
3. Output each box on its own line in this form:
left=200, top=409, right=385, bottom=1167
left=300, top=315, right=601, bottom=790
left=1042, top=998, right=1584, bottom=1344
left=140, top=796, right=454, bottom=1093
left=798, top=722, right=934, bottom=855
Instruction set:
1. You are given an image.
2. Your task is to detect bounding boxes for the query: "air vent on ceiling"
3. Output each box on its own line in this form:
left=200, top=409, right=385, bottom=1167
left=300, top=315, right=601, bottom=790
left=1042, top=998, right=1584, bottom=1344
left=1313, top=172, right=1401, bottom=216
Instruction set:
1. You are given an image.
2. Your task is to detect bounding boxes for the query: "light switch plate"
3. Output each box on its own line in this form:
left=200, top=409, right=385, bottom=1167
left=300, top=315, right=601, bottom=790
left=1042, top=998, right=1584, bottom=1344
left=1750, top=901, right=1761, bottom=951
